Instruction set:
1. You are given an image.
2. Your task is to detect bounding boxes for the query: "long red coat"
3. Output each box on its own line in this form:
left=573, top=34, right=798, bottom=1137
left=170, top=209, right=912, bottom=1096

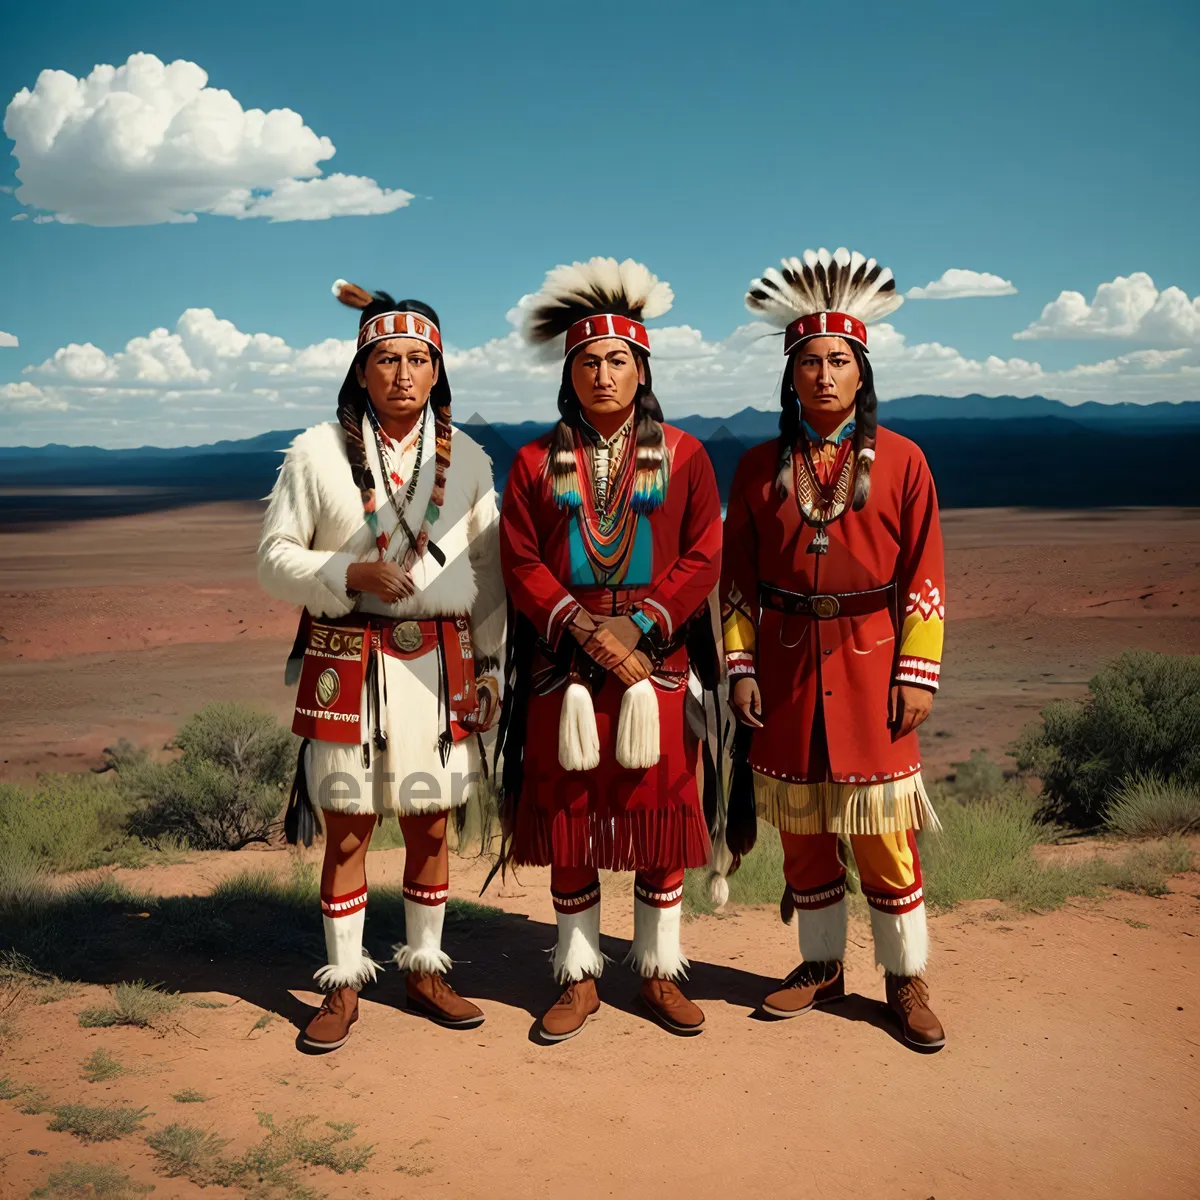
left=721, top=426, right=945, bottom=788
left=499, top=423, right=722, bottom=870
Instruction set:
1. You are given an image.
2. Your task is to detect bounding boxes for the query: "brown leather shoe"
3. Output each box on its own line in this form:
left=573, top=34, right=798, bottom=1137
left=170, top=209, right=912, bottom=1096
left=762, top=959, right=846, bottom=1018
left=406, top=972, right=485, bottom=1029
left=639, top=976, right=705, bottom=1036
left=886, top=973, right=946, bottom=1049
left=303, top=986, right=358, bottom=1051
left=540, top=977, right=601, bottom=1042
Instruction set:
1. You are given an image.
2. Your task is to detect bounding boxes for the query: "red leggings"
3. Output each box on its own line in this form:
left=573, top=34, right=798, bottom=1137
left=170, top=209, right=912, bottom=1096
left=550, top=865, right=685, bottom=896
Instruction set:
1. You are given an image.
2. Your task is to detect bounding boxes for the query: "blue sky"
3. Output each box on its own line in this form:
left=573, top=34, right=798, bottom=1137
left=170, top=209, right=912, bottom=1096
left=1, top=0, right=1197, bottom=446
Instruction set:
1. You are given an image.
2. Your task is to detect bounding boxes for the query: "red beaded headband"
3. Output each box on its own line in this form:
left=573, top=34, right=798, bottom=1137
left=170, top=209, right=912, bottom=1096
left=784, top=310, right=867, bottom=353
left=356, top=310, right=443, bottom=356
left=564, top=313, right=651, bottom=357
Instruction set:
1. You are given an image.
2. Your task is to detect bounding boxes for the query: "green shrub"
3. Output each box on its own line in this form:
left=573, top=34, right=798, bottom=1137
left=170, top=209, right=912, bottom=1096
left=949, top=750, right=1010, bottom=801
left=31, top=1161, right=153, bottom=1199
left=0, top=774, right=137, bottom=873
left=1016, top=650, right=1200, bottom=827
left=147, top=1112, right=373, bottom=1196
left=48, top=1102, right=149, bottom=1142
left=120, top=704, right=295, bottom=850
left=922, top=796, right=1193, bottom=910
left=1105, top=773, right=1200, bottom=837
left=172, top=1088, right=209, bottom=1103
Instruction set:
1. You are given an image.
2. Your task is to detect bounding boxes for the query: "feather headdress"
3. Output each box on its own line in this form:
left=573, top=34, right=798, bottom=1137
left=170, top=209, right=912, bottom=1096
left=745, top=248, right=902, bottom=351
left=519, top=256, right=674, bottom=362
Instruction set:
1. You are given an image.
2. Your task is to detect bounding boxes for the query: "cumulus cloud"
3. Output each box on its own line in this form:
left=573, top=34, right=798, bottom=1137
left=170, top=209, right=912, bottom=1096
left=3, top=54, right=414, bottom=225
left=0, top=330, right=18, bottom=348
left=2, top=308, right=1196, bottom=447
left=1015, top=271, right=1200, bottom=344
left=907, top=269, right=1018, bottom=300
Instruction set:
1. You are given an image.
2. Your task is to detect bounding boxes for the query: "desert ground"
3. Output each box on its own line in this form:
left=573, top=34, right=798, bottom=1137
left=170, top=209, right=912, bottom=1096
left=2, top=503, right=1198, bottom=781
left=1, top=504, right=1199, bottom=1199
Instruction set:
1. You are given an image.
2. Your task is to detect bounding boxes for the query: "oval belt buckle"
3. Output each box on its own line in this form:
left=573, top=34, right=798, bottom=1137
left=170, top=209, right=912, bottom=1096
left=391, top=620, right=424, bottom=653
left=811, top=594, right=840, bottom=620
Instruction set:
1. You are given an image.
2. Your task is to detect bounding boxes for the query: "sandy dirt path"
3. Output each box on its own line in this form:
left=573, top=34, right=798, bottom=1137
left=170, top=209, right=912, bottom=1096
left=1, top=846, right=1198, bottom=1200
left=2, top=504, right=1199, bottom=781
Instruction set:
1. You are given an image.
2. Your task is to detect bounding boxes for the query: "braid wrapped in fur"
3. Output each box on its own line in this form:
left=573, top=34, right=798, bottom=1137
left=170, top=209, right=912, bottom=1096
left=518, top=257, right=675, bottom=512
left=746, top=248, right=900, bottom=512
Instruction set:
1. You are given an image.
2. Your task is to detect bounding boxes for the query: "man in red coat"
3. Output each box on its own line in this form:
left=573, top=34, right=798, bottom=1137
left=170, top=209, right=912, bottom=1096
left=720, top=249, right=946, bottom=1049
left=497, top=258, right=723, bottom=1041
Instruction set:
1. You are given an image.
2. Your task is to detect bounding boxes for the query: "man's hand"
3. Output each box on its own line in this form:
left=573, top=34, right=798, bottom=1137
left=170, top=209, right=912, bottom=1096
left=346, top=560, right=414, bottom=604
left=580, top=614, right=642, bottom=671
left=612, top=649, right=653, bottom=687
left=890, top=684, right=934, bottom=739
left=731, top=676, right=763, bottom=728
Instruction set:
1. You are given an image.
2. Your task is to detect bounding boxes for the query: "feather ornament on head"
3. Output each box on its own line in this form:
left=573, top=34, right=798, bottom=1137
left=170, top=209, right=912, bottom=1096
left=745, top=248, right=903, bottom=352
left=519, top=256, right=674, bottom=361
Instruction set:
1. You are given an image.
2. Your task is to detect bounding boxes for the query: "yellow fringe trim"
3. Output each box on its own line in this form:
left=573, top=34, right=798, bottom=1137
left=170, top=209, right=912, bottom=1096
left=754, top=770, right=941, bottom=836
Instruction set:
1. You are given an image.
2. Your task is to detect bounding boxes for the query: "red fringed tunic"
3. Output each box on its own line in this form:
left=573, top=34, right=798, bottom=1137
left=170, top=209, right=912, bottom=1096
left=499, top=423, right=722, bottom=870
left=721, top=426, right=945, bottom=821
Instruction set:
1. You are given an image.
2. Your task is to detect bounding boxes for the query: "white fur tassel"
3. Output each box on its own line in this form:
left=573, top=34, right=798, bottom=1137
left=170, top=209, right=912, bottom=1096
left=559, top=681, right=600, bottom=771
left=616, top=678, right=660, bottom=769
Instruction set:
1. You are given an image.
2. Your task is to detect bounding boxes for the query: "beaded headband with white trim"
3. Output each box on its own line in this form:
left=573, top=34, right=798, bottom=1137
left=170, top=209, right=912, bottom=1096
left=745, top=248, right=903, bottom=353
left=332, top=279, right=443, bottom=356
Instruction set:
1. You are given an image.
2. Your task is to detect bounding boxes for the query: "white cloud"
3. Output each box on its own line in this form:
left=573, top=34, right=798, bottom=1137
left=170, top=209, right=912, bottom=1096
left=1015, top=271, right=1200, bottom=344
left=2, top=308, right=1196, bottom=446
left=0, top=331, right=18, bottom=348
left=907, top=269, right=1018, bottom=300
left=3, top=53, right=414, bottom=225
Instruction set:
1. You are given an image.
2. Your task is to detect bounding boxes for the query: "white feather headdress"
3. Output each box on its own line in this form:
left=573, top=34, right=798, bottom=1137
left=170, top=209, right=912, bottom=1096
left=518, top=257, right=674, bottom=361
left=746, top=247, right=903, bottom=332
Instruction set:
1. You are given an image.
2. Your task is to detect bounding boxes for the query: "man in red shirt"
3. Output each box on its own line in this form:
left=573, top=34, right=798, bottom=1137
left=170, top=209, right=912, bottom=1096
left=497, top=258, right=723, bottom=1041
left=719, top=249, right=947, bottom=1049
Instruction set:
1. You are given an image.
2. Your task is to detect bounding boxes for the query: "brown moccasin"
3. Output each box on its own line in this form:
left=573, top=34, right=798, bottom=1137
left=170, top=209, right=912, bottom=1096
left=406, top=972, right=485, bottom=1029
left=639, top=976, right=705, bottom=1035
left=886, top=973, right=946, bottom=1049
left=762, top=959, right=845, bottom=1019
left=540, top=976, right=601, bottom=1042
left=303, top=986, right=359, bottom=1051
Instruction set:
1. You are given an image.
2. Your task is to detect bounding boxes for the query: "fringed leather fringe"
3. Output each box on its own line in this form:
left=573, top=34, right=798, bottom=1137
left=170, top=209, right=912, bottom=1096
left=511, top=804, right=711, bottom=872
left=754, top=770, right=940, bottom=836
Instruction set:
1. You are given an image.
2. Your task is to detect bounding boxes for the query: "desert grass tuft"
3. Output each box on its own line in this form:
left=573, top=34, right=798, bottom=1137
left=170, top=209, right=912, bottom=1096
left=30, top=1160, right=154, bottom=1199
left=147, top=1112, right=373, bottom=1197
left=78, top=980, right=181, bottom=1028
left=19, top=1087, right=53, bottom=1114
left=48, top=1102, right=149, bottom=1142
left=81, top=1048, right=126, bottom=1083
left=921, top=794, right=1193, bottom=911
left=0, top=951, right=80, bottom=1005
left=0, top=1077, right=21, bottom=1100
left=171, top=1088, right=209, bottom=1103
left=147, top=1122, right=236, bottom=1186
left=683, top=791, right=1193, bottom=918
left=1105, top=773, right=1200, bottom=838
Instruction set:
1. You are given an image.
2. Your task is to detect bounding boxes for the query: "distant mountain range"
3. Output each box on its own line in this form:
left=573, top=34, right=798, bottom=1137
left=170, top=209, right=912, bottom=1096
left=2, top=395, right=1197, bottom=526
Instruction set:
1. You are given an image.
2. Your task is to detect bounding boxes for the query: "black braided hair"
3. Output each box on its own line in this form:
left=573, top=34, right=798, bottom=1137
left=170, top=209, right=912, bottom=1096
left=777, top=339, right=877, bottom=510
left=335, top=294, right=451, bottom=512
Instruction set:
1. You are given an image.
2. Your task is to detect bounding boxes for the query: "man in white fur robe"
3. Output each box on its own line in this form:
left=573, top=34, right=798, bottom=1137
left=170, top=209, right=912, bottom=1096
left=258, top=281, right=504, bottom=1051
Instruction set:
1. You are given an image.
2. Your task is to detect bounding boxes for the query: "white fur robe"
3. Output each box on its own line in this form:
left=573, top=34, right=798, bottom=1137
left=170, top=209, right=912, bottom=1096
left=257, top=414, right=504, bottom=816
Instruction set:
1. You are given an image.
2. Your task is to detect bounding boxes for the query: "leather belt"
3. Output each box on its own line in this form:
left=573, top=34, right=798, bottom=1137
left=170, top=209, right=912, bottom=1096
left=758, top=582, right=894, bottom=620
